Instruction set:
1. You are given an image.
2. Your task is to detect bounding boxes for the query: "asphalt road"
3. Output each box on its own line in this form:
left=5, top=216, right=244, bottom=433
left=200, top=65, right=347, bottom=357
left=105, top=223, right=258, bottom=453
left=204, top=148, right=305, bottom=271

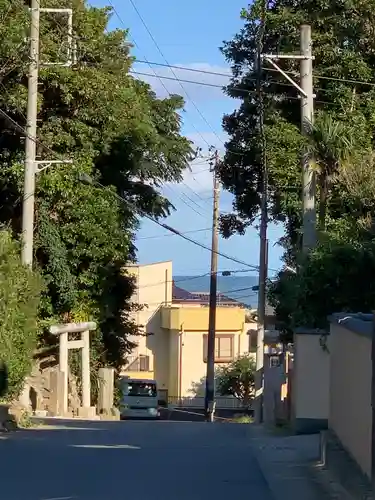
left=0, top=419, right=274, bottom=500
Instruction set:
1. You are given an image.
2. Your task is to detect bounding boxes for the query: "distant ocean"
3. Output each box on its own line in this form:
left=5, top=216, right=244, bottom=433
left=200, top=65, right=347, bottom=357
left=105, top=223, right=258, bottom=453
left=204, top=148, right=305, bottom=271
left=173, top=275, right=259, bottom=308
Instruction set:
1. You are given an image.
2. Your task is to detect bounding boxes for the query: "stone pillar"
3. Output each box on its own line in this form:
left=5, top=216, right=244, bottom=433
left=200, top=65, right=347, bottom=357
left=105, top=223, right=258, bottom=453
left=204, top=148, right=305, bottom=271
left=81, top=329, right=90, bottom=409
left=18, top=383, right=31, bottom=410
left=97, top=367, right=114, bottom=414
left=59, top=331, right=68, bottom=415
left=49, top=370, right=65, bottom=416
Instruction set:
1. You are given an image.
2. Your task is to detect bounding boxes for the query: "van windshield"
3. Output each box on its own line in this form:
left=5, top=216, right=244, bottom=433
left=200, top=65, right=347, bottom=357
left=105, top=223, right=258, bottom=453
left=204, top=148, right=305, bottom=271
left=126, top=382, right=157, bottom=397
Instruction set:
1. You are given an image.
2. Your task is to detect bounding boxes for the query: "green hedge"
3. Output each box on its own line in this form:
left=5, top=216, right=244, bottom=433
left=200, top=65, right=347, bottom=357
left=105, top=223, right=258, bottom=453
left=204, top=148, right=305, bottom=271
left=0, top=230, right=41, bottom=399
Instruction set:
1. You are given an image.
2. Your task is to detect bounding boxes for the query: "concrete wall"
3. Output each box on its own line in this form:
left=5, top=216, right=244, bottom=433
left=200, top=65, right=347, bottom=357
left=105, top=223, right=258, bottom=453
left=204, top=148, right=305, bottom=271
left=329, top=314, right=373, bottom=479
left=168, top=329, right=180, bottom=398
left=124, top=261, right=172, bottom=384
left=161, top=305, right=245, bottom=331
left=292, top=331, right=330, bottom=434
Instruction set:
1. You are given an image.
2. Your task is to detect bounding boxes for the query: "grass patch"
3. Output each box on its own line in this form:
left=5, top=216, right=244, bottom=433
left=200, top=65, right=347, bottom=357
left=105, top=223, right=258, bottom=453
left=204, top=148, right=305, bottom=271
left=232, top=413, right=254, bottom=424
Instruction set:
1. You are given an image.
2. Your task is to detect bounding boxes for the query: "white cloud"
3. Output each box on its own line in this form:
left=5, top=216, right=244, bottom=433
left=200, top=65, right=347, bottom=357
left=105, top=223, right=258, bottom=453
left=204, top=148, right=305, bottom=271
left=163, top=132, right=228, bottom=194
left=133, top=64, right=234, bottom=196
left=183, top=132, right=228, bottom=191
left=133, top=62, right=231, bottom=101
left=182, top=160, right=214, bottom=193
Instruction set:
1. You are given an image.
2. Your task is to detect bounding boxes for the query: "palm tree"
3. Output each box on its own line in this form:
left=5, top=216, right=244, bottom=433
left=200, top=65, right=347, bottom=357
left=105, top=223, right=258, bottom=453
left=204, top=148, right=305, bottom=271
left=303, top=113, right=354, bottom=232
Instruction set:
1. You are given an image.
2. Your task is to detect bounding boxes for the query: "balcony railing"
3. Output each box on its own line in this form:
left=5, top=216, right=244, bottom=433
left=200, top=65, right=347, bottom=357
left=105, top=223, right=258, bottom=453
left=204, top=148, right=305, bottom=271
left=123, top=355, right=150, bottom=372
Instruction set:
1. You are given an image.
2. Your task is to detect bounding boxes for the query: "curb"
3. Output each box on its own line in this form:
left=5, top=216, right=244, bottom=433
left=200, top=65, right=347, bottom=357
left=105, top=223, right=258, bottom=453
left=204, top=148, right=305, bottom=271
left=246, top=428, right=340, bottom=500
left=316, top=431, right=373, bottom=500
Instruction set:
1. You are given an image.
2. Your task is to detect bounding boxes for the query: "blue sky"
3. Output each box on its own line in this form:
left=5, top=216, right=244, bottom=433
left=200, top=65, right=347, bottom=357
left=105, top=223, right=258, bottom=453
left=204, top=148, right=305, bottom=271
left=89, top=0, right=284, bottom=276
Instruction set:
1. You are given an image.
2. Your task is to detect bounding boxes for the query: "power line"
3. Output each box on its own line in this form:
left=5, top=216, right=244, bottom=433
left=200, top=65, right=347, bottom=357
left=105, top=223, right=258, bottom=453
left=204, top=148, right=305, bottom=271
left=126, top=0, right=226, bottom=150
left=263, top=66, right=375, bottom=88
left=127, top=292, right=258, bottom=309
left=137, top=227, right=211, bottom=240
left=0, top=100, right=263, bottom=274
left=133, top=59, right=302, bottom=90
left=103, top=0, right=218, bottom=215
left=135, top=268, right=258, bottom=290
left=0, top=29, right=210, bottom=229
left=134, top=59, right=232, bottom=78
left=135, top=57, right=375, bottom=90
left=106, top=0, right=212, bottom=150
left=129, top=70, right=271, bottom=94
left=21, top=7, right=213, bottom=221
left=162, top=184, right=210, bottom=218
left=43, top=0, right=215, bottom=157
left=130, top=70, right=334, bottom=105
left=131, top=284, right=260, bottom=307
left=181, top=190, right=212, bottom=215
left=81, top=174, right=278, bottom=271
left=0, top=107, right=66, bottom=162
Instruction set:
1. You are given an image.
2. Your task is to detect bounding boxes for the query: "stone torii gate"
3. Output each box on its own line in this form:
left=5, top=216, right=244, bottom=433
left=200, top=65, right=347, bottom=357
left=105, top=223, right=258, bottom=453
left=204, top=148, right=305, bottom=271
left=49, top=321, right=97, bottom=418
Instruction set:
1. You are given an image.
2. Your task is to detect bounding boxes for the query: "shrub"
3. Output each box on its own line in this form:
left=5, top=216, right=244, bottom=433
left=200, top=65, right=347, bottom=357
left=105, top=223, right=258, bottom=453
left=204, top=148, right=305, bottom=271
left=0, top=230, right=41, bottom=399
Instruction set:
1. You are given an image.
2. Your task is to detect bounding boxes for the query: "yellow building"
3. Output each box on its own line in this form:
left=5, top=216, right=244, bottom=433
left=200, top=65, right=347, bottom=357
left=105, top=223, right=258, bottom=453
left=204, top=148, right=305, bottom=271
left=123, top=261, right=252, bottom=403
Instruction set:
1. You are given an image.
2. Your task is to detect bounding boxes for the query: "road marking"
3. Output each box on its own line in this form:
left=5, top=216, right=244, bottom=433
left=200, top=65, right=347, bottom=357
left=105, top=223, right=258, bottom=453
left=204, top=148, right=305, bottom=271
left=35, top=426, right=103, bottom=431
left=70, top=444, right=140, bottom=449
left=41, top=497, right=77, bottom=500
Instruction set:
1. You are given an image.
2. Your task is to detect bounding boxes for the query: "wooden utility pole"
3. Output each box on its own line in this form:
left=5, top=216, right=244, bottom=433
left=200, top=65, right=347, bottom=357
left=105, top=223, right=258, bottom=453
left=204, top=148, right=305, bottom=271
left=254, top=0, right=268, bottom=425
left=204, top=151, right=220, bottom=422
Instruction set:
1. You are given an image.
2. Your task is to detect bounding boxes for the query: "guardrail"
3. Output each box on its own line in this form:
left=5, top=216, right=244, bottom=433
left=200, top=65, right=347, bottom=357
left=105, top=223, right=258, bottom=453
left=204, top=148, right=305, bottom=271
left=167, top=396, right=249, bottom=410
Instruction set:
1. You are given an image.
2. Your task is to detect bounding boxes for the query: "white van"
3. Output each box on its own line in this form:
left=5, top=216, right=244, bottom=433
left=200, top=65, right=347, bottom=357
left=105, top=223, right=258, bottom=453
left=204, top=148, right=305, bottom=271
left=119, top=377, right=160, bottom=419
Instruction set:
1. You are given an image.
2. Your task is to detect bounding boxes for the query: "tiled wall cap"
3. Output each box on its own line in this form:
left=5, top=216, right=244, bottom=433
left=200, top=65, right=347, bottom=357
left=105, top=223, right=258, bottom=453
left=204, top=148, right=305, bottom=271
left=329, top=312, right=374, bottom=338
left=294, top=327, right=328, bottom=335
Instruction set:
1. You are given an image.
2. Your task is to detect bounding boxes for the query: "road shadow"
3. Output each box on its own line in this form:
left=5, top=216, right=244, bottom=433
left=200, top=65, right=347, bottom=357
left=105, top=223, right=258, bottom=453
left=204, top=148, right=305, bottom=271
left=0, top=419, right=145, bottom=500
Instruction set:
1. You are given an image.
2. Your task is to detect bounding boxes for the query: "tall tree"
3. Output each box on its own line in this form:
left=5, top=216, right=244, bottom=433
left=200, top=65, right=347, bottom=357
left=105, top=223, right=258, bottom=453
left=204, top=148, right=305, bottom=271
left=304, top=113, right=354, bottom=232
left=0, top=0, right=193, bottom=369
left=216, top=355, right=256, bottom=409
left=218, top=0, right=375, bottom=259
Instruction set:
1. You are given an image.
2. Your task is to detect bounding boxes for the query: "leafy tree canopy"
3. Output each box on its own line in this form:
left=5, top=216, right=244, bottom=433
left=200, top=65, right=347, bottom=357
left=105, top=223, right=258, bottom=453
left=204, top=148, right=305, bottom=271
left=0, top=0, right=193, bottom=370
left=268, top=240, right=375, bottom=336
left=0, top=230, right=41, bottom=399
left=218, top=0, right=375, bottom=258
left=219, top=1, right=375, bottom=335
left=216, top=355, right=256, bottom=408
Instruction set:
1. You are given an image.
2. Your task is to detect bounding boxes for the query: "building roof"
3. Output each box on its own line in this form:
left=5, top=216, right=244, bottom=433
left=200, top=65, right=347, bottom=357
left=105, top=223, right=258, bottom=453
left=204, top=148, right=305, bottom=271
left=125, top=260, right=172, bottom=268
left=172, top=282, right=245, bottom=307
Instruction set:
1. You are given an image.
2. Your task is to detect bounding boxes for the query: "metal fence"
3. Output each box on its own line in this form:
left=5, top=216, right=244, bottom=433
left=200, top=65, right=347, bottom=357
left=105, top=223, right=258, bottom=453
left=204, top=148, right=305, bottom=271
left=167, top=396, right=244, bottom=409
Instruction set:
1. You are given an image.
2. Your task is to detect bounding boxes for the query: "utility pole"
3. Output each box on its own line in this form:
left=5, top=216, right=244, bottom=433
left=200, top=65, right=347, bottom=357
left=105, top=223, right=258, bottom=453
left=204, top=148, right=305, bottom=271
left=254, top=192, right=268, bottom=424
left=254, top=0, right=268, bottom=425
left=21, top=0, right=40, bottom=267
left=204, top=150, right=220, bottom=422
left=300, top=24, right=316, bottom=252
left=261, top=25, right=316, bottom=252
left=21, top=4, right=74, bottom=267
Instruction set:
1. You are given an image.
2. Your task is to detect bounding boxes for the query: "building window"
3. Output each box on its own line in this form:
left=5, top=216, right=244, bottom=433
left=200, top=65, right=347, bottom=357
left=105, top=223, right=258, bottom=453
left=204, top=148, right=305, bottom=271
left=203, top=334, right=234, bottom=363
left=124, top=354, right=150, bottom=372
left=139, top=355, right=150, bottom=371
